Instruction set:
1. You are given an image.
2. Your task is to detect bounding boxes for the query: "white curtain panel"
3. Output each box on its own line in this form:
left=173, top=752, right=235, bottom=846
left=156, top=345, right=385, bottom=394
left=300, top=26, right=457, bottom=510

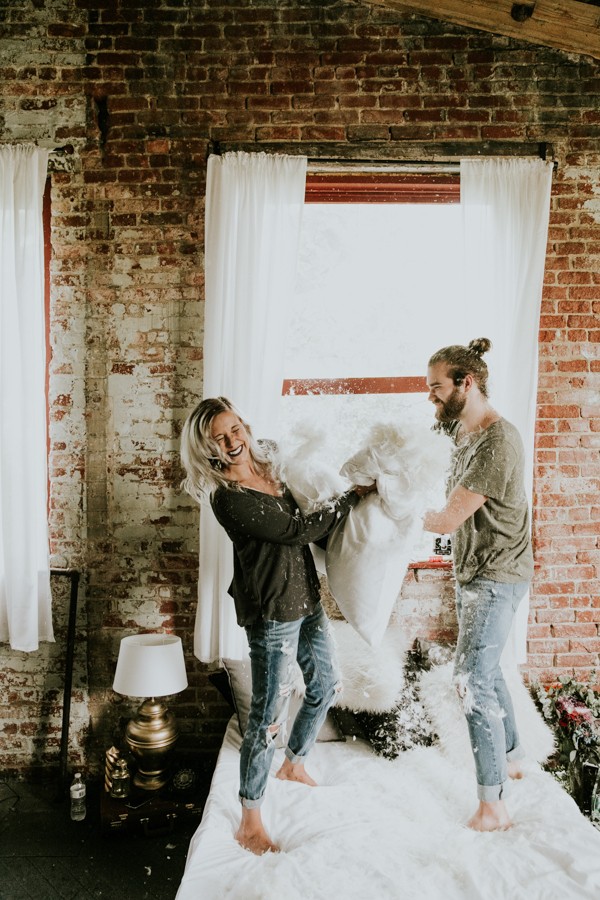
left=0, top=144, right=53, bottom=651
left=460, top=158, right=553, bottom=662
left=196, top=151, right=307, bottom=662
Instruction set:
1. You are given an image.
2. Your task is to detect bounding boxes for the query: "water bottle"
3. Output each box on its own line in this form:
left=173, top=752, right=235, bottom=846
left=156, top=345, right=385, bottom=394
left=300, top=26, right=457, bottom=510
left=70, top=772, right=86, bottom=821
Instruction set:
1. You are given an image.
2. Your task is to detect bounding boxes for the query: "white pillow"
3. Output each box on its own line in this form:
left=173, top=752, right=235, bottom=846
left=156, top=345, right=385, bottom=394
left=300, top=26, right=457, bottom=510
left=222, top=657, right=344, bottom=744
left=325, top=424, right=452, bottom=647
left=330, top=619, right=409, bottom=713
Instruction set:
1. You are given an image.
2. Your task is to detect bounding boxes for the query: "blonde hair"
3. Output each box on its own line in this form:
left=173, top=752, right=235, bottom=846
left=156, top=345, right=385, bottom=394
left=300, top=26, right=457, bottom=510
left=428, top=337, right=492, bottom=398
left=180, top=396, right=273, bottom=503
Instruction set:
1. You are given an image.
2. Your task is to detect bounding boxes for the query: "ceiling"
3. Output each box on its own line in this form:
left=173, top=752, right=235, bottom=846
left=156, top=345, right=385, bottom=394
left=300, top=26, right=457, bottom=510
left=360, top=0, right=600, bottom=61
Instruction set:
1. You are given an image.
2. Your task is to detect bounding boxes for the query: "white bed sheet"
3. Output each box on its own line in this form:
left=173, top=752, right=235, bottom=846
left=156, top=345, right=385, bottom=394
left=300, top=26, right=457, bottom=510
left=177, top=715, right=600, bottom=900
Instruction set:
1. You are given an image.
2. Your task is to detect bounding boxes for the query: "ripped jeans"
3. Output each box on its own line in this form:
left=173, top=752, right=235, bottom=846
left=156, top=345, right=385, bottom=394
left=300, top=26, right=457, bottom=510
left=454, top=578, right=528, bottom=802
left=239, top=603, right=339, bottom=808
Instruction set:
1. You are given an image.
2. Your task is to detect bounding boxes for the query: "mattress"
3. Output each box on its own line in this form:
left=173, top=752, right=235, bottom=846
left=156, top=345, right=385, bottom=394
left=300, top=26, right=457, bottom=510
left=176, top=713, right=600, bottom=900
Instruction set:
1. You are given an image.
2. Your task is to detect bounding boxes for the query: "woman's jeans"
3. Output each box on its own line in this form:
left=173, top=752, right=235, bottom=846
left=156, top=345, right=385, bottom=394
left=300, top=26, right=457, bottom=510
left=454, top=577, right=529, bottom=802
left=239, top=603, right=339, bottom=809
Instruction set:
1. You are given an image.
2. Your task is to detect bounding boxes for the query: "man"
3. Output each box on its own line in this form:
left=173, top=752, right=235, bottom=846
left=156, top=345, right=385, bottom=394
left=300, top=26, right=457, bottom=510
left=423, top=337, right=534, bottom=832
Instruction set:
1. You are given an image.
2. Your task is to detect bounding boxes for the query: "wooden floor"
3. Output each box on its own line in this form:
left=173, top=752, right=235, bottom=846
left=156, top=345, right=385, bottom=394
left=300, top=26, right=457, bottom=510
left=0, top=777, right=206, bottom=900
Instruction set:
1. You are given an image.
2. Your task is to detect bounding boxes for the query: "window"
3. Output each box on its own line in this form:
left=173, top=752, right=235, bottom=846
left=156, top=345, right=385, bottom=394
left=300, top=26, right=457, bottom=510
left=281, top=172, right=461, bottom=562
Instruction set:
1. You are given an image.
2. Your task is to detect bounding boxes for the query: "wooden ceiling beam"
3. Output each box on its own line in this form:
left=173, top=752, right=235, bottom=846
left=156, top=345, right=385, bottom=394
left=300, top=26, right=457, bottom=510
left=362, top=0, right=600, bottom=60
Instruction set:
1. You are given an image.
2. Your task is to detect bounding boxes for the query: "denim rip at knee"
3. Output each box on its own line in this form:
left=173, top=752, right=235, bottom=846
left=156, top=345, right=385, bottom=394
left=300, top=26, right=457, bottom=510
left=239, top=603, right=339, bottom=808
left=453, top=578, right=528, bottom=802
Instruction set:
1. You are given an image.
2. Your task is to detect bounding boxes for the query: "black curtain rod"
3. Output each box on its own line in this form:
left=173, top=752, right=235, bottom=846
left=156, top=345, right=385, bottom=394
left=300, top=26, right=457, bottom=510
left=208, top=140, right=556, bottom=169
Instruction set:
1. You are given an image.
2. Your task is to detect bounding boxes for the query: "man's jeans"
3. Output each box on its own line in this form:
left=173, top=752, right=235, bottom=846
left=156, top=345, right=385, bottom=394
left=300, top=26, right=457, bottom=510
left=454, top=578, right=528, bottom=802
left=240, top=603, right=339, bottom=808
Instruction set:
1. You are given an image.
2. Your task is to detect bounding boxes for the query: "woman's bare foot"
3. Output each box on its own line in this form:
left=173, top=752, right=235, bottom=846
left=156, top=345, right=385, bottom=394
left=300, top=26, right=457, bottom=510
left=276, top=757, right=317, bottom=786
left=467, top=800, right=512, bottom=832
left=236, top=807, right=279, bottom=855
left=508, top=760, right=524, bottom=780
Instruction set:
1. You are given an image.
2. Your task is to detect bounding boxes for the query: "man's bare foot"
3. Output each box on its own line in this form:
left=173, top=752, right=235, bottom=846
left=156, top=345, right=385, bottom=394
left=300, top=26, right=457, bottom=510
left=276, top=758, right=317, bottom=786
left=467, top=800, right=512, bottom=832
left=236, top=808, right=279, bottom=855
left=508, top=760, right=524, bottom=780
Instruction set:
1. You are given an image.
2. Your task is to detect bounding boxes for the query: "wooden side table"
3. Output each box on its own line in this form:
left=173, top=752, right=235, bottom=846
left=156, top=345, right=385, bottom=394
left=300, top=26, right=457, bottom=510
left=100, top=756, right=205, bottom=836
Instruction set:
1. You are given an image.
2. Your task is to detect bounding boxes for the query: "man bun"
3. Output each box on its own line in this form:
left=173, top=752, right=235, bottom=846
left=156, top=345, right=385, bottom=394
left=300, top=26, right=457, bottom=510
left=468, top=337, right=492, bottom=358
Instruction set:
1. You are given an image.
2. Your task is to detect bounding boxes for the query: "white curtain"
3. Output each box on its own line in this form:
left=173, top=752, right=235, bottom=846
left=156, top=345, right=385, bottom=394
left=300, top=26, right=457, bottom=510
left=196, top=151, right=307, bottom=663
left=0, top=144, right=53, bottom=651
left=460, top=158, right=553, bottom=661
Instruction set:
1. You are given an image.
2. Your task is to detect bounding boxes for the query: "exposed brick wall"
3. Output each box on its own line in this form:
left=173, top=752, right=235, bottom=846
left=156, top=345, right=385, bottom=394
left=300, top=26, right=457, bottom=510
left=0, top=0, right=598, bottom=775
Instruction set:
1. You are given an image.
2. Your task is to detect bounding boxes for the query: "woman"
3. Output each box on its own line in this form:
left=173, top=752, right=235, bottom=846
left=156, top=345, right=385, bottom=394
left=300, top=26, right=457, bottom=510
left=181, top=397, right=373, bottom=855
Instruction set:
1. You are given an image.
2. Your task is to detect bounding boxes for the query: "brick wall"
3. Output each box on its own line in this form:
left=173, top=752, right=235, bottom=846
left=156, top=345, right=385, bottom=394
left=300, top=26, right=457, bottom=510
left=0, top=0, right=598, bottom=775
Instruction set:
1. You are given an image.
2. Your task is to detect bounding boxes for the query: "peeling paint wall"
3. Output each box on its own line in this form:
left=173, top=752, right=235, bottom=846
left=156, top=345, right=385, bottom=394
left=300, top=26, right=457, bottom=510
left=0, top=0, right=598, bottom=774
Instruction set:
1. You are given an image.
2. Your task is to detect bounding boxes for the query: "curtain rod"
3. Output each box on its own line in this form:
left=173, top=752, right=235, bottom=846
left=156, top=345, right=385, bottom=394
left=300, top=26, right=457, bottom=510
left=209, top=140, right=556, bottom=170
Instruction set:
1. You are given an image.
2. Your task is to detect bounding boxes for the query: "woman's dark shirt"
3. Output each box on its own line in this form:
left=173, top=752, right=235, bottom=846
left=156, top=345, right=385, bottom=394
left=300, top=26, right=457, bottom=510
left=211, top=484, right=359, bottom=626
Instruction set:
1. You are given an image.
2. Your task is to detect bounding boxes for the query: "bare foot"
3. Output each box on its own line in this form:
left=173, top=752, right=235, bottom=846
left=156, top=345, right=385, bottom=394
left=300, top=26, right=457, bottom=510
left=236, top=808, right=279, bottom=855
left=467, top=800, right=512, bottom=832
left=508, top=760, right=524, bottom=780
left=276, top=758, right=317, bottom=786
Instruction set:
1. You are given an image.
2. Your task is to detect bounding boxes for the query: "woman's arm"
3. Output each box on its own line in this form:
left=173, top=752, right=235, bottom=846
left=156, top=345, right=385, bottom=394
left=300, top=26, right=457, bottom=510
left=212, top=487, right=360, bottom=546
left=422, top=484, right=486, bottom=535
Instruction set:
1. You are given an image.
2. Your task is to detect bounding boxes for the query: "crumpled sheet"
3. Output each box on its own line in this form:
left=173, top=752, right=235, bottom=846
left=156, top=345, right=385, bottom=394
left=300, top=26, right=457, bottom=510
left=176, top=663, right=600, bottom=900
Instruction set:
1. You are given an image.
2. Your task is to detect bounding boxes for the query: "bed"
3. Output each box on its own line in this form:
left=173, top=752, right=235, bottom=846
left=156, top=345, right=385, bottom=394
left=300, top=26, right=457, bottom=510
left=176, top=625, right=600, bottom=900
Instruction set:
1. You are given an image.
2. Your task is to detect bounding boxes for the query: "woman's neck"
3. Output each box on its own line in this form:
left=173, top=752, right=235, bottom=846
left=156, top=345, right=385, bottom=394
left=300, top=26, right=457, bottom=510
left=224, top=462, right=281, bottom=496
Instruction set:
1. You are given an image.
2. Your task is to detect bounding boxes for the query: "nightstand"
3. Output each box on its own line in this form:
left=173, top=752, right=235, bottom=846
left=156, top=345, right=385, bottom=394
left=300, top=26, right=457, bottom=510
left=100, top=756, right=205, bottom=836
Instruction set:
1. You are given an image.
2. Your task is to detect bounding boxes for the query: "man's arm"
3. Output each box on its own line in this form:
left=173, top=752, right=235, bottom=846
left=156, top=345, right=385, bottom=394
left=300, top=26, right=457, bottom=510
left=422, top=484, right=487, bottom=535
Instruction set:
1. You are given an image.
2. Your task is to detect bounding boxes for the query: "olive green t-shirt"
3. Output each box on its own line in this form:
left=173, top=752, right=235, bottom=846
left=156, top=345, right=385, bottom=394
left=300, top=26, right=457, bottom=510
left=447, top=418, right=534, bottom=586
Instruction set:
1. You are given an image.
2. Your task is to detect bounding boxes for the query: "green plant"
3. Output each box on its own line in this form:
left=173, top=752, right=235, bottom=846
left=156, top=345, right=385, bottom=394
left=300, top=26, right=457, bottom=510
left=534, top=672, right=600, bottom=814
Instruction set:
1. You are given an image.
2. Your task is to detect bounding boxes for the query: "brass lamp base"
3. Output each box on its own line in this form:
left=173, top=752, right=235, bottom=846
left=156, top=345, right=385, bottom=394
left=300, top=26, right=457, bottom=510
left=125, top=698, right=179, bottom=790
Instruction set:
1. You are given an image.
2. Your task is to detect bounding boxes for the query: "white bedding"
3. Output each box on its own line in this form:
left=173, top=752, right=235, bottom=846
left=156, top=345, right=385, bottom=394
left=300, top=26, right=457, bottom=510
left=177, top=673, right=600, bottom=900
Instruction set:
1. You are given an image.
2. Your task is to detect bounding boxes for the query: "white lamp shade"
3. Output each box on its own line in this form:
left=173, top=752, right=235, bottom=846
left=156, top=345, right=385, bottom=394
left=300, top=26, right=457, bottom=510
left=113, top=633, right=188, bottom=698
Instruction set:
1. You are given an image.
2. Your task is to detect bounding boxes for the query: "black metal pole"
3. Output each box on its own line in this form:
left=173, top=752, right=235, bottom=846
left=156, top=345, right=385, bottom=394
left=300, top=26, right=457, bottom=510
left=51, top=568, right=80, bottom=796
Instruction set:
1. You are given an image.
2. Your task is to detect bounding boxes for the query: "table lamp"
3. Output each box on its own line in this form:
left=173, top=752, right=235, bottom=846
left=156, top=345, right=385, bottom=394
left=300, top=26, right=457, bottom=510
left=113, top=633, right=188, bottom=791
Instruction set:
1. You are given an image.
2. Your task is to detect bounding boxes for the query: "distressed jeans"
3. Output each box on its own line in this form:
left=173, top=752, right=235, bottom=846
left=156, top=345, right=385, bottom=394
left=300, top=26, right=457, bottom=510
left=239, top=603, right=339, bottom=808
left=454, top=577, right=528, bottom=802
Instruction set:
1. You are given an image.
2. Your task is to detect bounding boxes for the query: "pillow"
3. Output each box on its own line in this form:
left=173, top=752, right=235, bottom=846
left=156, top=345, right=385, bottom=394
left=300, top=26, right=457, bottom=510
left=330, top=619, right=409, bottom=713
left=328, top=620, right=437, bottom=758
left=325, top=424, right=452, bottom=647
left=332, top=634, right=438, bottom=758
left=222, top=658, right=345, bottom=744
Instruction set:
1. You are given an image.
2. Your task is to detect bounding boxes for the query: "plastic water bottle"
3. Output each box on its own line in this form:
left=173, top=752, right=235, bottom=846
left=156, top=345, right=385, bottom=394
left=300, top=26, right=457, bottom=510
left=70, top=772, right=86, bottom=821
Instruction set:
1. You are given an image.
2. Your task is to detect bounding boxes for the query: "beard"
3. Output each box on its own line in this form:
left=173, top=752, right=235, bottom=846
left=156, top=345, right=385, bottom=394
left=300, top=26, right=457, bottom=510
left=434, top=386, right=467, bottom=424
